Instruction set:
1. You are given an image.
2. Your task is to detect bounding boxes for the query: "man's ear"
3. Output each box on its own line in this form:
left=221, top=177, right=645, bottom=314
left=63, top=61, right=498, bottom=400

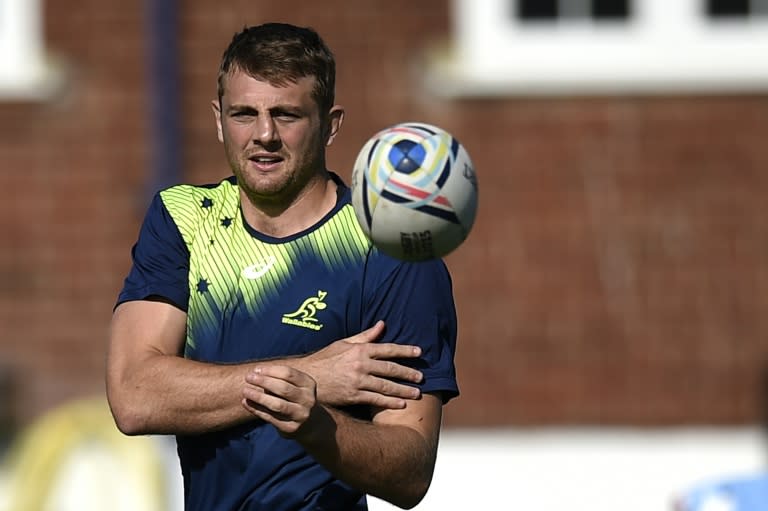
left=212, top=99, right=224, bottom=143
left=325, top=105, right=345, bottom=146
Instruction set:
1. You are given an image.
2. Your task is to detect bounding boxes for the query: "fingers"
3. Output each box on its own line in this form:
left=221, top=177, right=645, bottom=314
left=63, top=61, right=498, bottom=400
left=345, top=320, right=386, bottom=344
left=345, top=322, right=425, bottom=364
left=364, top=372, right=421, bottom=398
left=374, top=344, right=422, bottom=360
left=242, top=366, right=317, bottom=436
left=241, top=397, right=307, bottom=436
left=244, top=366, right=316, bottom=402
left=368, top=358, right=423, bottom=383
left=349, top=372, right=420, bottom=410
left=355, top=391, right=409, bottom=410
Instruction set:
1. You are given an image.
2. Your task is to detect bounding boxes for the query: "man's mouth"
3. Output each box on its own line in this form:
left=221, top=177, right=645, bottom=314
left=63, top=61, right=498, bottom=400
left=248, top=154, right=283, bottom=168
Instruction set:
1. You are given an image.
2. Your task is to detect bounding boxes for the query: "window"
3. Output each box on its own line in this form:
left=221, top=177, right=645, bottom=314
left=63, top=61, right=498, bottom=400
left=0, top=0, right=61, bottom=99
left=424, top=0, right=768, bottom=96
left=515, top=0, right=632, bottom=21
left=707, top=0, right=768, bottom=17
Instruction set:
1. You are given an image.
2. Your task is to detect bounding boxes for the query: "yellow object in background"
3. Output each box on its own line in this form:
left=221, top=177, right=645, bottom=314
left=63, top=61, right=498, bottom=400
left=1, top=397, right=167, bottom=511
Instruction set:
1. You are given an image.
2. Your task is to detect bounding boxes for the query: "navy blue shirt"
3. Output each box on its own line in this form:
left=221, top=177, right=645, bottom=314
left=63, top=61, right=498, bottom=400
left=117, top=175, right=459, bottom=511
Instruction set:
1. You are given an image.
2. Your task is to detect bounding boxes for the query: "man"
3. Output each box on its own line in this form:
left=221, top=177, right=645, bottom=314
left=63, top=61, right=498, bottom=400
left=106, top=23, right=459, bottom=510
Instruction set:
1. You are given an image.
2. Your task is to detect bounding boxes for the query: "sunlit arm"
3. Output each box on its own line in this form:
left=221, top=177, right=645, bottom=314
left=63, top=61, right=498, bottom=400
left=106, top=300, right=256, bottom=435
left=106, top=301, right=427, bottom=436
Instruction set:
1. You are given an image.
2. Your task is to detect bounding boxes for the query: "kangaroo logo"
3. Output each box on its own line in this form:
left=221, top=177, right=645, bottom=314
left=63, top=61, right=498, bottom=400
left=282, top=291, right=328, bottom=331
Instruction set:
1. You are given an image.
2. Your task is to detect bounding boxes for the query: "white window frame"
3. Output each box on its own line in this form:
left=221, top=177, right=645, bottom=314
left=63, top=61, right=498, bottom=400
left=0, top=0, right=61, bottom=99
left=425, top=0, right=768, bottom=96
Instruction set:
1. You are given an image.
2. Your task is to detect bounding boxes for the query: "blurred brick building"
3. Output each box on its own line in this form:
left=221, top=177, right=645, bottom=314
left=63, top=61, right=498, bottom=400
left=0, top=0, right=766, bottom=429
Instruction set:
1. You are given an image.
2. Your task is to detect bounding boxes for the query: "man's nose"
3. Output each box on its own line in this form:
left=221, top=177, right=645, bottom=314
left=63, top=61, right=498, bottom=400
left=253, top=116, right=279, bottom=145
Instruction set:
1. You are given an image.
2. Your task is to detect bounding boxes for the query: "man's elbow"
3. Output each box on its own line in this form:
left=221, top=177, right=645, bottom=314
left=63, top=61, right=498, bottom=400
left=388, top=475, right=433, bottom=509
left=391, top=494, right=425, bottom=510
left=107, top=388, right=152, bottom=436
left=111, top=409, right=148, bottom=436
left=390, top=493, right=426, bottom=510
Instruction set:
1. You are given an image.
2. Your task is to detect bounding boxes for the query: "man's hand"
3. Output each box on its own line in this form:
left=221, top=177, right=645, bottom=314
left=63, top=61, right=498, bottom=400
left=246, top=321, right=423, bottom=410
left=241, top=365, right=321, bottom=439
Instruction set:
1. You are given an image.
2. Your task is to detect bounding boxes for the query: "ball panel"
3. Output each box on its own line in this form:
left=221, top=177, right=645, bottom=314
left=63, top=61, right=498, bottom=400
left=368, top=203, right=470, bottom=261
left=436, top=144, right=479, bottom=231
left=390, top=140, right=425, bottom=174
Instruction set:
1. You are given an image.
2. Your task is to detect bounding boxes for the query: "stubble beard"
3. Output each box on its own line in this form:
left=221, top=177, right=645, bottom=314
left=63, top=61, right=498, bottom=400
left=232, top=153, right=327, bottom=215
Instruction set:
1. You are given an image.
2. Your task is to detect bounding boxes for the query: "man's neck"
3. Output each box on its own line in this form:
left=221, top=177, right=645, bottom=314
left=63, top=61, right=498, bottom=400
left=240, top=173, right=338, bottom=238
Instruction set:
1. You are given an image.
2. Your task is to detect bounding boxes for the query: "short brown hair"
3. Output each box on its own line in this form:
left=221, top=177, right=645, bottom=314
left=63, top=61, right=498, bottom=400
left=217, top=23, right=336, bottom=113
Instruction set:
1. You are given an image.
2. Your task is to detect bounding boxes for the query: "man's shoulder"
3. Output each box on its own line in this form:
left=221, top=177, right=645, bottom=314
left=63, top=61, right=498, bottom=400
left=159, top=176, right=238, bottom=211
left=156, top=176, right=239, bottom=242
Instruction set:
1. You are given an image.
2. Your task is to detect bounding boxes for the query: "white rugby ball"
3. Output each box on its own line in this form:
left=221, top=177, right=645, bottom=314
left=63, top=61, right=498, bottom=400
left=350, top=122, right=478, bottom=261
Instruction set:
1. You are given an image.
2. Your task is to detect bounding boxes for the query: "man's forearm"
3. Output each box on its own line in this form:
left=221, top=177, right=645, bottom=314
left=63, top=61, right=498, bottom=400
left=108, top=353, right=262, bottom=435
left=298, top=405, right=438, bottom=509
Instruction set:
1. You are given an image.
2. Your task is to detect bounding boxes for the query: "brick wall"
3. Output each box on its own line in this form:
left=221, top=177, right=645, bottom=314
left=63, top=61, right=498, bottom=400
left=0, top=2, right=149, bottom=424
left=0, top=0, right=766, bottom=428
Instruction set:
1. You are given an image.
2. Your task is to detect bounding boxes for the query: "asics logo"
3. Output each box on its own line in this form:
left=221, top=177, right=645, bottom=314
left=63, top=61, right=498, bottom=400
left=241, top=256, right=277, bottom=280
